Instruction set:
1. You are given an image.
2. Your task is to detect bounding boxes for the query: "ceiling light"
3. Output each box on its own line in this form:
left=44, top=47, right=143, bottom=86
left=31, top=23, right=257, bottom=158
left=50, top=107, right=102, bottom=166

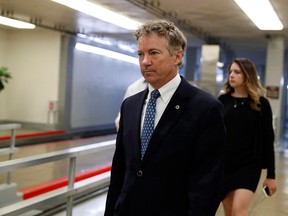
left=217, top=62, right=224, bottom=68
left=75, top=43, right=139, bottom=65
left=0, top=16, right=35, bottom=29
left=234, top=0, right=283, bottom=30
left=51, top=0, right=141, bottom=30
left=93, top=37, right=113, bottom=46
left=118, top=43, right=137, bottom=53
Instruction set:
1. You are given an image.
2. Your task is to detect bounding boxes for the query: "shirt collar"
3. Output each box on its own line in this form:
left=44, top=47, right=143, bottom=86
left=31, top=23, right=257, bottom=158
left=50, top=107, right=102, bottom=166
left=147, top=74, right=181, bottom=104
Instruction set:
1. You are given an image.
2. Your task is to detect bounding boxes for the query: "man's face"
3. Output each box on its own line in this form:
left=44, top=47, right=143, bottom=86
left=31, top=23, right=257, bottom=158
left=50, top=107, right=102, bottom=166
left=137, top=33, right=182, bottom=89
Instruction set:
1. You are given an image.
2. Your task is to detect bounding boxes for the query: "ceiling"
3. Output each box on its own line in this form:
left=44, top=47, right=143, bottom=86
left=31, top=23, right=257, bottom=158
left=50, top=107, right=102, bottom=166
left=0, top=0, right=287, bottom=63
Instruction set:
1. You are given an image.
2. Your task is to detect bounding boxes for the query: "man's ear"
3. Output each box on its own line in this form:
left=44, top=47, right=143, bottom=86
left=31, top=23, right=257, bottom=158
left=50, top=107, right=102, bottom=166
left=174, top=50, right=183, bottom=66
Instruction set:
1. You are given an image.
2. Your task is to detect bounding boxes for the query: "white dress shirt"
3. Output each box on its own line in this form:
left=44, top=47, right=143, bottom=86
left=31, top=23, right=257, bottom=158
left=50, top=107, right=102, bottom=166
left=141, top=74, right=181, bottom=132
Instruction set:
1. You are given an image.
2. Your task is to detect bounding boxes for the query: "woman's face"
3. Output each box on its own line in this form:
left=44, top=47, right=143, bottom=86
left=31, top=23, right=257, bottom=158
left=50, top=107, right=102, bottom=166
left=228, top=62, right=245, bottom=89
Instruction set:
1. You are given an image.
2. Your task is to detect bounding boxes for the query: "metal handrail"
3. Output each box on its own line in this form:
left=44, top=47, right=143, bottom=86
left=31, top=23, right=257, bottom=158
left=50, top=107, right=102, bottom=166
left=0, top=139, right=115, bottom=216
left=0, top=123, right=21, bottom=184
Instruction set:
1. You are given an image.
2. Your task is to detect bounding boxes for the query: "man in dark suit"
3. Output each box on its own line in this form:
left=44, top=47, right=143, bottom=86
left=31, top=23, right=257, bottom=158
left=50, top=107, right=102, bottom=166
left=104, top=19, right=226, bottom=216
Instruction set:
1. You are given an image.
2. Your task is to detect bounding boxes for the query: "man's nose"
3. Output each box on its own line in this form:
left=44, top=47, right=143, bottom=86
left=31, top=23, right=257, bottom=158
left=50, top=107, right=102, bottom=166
left=142, top=55, right=151, bottom=65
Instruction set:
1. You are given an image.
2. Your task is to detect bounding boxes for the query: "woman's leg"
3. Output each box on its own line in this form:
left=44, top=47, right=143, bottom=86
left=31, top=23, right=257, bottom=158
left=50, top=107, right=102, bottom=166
left=231, top=189, right=254, bottom=216
left=222, top=189, right=254, bottom=216
left=222, top=191, right=234, bottom=216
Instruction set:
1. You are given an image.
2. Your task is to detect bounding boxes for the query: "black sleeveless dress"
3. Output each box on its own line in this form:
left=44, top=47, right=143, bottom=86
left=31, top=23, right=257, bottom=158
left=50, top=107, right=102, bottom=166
left=218, top=94, right=262, bottom=197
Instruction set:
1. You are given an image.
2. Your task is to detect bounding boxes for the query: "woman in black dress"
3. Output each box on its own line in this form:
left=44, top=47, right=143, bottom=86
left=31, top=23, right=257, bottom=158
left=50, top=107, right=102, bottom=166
left=218, top=58, right=277, bottom=216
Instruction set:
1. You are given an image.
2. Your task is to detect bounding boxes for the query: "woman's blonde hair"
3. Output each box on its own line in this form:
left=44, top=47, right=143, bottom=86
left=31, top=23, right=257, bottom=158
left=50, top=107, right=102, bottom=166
left=224, top=58, right=266, bottom=111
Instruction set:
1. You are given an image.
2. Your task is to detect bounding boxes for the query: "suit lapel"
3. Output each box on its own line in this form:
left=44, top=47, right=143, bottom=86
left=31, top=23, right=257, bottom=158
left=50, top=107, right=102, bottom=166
left=128, top=89, right=148, bottom=161
left=142, top=79, right=191, bottom=161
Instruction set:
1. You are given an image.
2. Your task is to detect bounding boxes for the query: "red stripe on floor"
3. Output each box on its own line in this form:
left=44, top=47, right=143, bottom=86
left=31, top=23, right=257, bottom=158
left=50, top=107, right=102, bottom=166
left=0, top=130, right=65, bottom=141
left=18, top=164, right=111, bottom=200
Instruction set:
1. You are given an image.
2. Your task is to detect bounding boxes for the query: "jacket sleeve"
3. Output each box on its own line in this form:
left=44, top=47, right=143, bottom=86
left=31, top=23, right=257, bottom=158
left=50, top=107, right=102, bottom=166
left=260, top=97, right=275, bottom=179
left=188, top=100, right=226, bottom=215
left=104, top=109, right=126, bottom=216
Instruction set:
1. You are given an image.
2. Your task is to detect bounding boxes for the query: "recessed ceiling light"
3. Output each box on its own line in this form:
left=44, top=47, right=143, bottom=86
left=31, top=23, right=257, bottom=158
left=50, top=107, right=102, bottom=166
left=234, top=0, right=283, bottom=30
left=0, top=16, right=35, bottom=29
left=75, top=43, right=139, bottom=65
left=51, top=0, right=141, bottom=30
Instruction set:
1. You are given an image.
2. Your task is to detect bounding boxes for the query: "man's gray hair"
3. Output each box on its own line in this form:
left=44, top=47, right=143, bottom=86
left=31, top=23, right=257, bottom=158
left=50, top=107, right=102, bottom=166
left=135, top=19, right=187, bottom=66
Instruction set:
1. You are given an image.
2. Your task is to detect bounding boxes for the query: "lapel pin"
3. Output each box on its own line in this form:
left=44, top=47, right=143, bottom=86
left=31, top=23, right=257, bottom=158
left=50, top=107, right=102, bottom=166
left=175, top=105, right=180, bottom=109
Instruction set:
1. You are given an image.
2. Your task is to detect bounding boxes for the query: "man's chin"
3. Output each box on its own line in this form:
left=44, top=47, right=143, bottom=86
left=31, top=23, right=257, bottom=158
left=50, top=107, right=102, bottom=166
left=143, top=73, right=155, bottom=80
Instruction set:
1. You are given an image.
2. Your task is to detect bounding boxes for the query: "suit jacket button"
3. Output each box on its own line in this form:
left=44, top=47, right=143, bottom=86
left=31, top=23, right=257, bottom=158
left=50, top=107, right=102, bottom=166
left=137, top=170, right=143, bottom=177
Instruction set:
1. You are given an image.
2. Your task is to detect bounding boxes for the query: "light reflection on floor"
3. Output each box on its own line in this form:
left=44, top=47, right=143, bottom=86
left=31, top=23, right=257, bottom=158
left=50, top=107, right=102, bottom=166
left=53, top=193, right=107, bottom=216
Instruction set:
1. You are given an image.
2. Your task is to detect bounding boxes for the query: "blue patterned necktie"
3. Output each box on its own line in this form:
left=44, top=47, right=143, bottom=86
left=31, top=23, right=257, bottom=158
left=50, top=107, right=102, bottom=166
left=141, top=90, right=160, bottom=159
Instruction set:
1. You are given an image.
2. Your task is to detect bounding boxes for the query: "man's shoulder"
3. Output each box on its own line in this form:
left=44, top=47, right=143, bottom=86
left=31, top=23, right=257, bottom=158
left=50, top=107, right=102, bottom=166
left=184, top=81, right=218, bottom=101
left=175, top=81, right=221, bottom=111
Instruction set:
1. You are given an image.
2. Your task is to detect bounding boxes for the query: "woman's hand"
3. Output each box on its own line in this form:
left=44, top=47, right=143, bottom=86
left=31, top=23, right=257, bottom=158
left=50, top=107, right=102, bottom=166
left=263, top=178, right=277, bottom=196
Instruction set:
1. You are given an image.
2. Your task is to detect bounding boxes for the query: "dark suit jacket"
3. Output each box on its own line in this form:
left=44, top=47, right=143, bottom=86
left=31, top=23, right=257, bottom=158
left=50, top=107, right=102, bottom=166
left=105, top=77, right=226, bottom=216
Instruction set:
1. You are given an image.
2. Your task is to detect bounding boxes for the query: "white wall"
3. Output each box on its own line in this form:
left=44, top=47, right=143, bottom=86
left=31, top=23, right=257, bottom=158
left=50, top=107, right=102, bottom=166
left=0, top=28, right=61, bottom=124
left=0, top=30, right=9, bottom=119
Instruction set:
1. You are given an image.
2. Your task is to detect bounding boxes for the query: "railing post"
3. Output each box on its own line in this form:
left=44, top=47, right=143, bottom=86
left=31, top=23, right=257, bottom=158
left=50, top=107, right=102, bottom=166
left=7, top=128, right=17, bottom=184
left=0, top=123, right=22, bottom=207
left=66, top=156, right=76, bottom=216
